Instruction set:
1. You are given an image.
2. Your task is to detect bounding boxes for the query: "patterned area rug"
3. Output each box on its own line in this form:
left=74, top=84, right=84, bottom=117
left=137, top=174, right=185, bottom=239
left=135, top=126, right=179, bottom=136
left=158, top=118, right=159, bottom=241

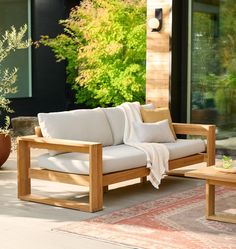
left=57, top=186, right=236, bottom=249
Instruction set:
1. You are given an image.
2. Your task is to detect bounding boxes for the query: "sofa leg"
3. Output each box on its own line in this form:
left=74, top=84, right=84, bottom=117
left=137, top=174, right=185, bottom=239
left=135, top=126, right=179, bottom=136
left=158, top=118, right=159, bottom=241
left=89, top=179, right=103, bottom=212
left=103, top=186, right=109, bottom=193
left=207, top=126, right=216, bottom=166
left=17, top=140, right=31, bottom=198
left=140, top=176, right=147, bottom=183
left=89, top=144, right=103, bottom=212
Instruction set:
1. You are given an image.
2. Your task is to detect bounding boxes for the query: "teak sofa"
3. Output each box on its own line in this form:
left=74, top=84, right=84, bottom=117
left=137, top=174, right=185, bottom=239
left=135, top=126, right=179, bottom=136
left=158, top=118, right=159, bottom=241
left=17, top=106, right=216, bottom=212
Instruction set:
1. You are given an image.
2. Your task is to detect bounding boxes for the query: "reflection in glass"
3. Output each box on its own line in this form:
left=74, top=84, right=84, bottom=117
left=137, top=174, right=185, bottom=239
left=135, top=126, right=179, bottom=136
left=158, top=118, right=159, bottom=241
left=191, top=0, right=236, bottom=155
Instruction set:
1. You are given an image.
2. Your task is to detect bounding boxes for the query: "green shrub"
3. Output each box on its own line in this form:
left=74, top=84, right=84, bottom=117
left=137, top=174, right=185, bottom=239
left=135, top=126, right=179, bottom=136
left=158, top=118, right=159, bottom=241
left=40, top=0, right=146, bottom=107
left=0, top=25, right=30, bottom=133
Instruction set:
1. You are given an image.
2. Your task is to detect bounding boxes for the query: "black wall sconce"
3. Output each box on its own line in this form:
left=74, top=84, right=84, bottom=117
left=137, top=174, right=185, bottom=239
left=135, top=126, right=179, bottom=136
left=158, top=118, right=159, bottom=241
left=148, top=8, right=163, bottom=32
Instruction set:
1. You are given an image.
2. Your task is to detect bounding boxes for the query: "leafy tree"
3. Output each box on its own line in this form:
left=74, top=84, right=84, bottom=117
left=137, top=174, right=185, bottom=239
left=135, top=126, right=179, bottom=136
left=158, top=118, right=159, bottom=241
left=191, top=2, right=236, bottom=115
left=40, top=0, right=146, bottom=107
left=219, top=0, right=236, bottom=74
left=0, top=25, right=30, bottom=133
left=191, top=11, right=220, bottom=110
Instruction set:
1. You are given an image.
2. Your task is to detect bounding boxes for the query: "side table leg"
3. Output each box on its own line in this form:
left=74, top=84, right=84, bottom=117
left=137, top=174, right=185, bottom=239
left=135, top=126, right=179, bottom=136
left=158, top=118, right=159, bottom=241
left=206, top=180, right=215, bottom=218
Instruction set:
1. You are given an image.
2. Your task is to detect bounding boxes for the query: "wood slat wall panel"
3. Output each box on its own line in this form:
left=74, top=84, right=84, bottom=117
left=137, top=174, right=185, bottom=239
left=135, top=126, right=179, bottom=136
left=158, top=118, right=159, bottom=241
left=146, top=80, right=169, bottom=89
left=147, top=72, right=170, bottom=81
left=147, top=52, right=169, bottom=62
left=146, top=0, right=172, bottom=107
left=147, top=64, right=169, bottom=72
left=146, top=98, right=168, bottom=107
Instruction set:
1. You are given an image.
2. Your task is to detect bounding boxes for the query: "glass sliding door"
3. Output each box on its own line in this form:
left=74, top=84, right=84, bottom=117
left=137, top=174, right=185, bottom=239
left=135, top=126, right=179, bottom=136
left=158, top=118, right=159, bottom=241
left=0, top=0, right=31, bottom=98
left=190, top=0, right=236, bottom=155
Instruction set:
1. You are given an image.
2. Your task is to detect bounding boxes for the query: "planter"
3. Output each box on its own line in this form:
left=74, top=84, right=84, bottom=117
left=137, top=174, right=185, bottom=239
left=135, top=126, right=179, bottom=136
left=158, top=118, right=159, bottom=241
left=0, top=133, right=11, bottom=167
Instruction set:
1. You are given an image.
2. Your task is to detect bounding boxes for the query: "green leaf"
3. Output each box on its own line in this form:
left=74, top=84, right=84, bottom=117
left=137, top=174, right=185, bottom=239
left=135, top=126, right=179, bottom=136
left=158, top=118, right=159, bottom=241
left=40, top=0, right=146, bottom=107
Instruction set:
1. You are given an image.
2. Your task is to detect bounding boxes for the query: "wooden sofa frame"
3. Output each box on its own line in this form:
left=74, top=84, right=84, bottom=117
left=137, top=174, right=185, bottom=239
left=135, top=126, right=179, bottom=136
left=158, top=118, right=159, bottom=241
left=17, top=123, right=215, bottom=212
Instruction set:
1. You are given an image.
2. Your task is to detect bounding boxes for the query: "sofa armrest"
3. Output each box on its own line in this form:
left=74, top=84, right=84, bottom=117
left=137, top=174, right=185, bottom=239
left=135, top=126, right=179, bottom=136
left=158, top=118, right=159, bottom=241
left=17, top=135, right=103, bottom=211
left=173, top=123, right=215, bottom=136
left=173, top=123, right=216, bottom=166
left=17, top=135, right=102, bottom=154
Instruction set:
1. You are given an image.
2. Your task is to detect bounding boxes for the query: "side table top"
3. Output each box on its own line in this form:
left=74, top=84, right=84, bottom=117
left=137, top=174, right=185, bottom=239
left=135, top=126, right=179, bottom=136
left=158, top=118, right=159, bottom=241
left=185, top=166, right=236, bottom=184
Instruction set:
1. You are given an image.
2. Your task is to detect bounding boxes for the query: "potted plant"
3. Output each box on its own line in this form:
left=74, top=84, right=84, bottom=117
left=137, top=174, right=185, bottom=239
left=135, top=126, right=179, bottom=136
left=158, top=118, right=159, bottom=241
left=0, top=25, right=30, bottom=167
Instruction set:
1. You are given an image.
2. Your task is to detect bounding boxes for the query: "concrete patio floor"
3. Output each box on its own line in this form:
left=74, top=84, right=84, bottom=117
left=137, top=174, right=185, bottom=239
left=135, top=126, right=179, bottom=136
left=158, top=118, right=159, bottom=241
left=0, top=149, right=205, bottom=249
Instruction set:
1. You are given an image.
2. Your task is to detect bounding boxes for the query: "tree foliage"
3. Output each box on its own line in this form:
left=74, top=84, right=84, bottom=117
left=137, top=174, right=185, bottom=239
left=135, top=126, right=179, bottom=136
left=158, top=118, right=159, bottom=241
left=220, top=0, right=236, bottom=74
left=40, top=0, right=146, bottom=107
left=0, top=25, right=30, bottom=133
left=191, top=1, right=236, bottom=116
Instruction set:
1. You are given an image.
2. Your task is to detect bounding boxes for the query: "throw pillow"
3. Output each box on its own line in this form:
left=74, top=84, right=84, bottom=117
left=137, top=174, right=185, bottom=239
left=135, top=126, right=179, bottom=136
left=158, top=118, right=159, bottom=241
left=140, top=107, right=177, bottom=139
left=133, top=119, right=175, bottom=143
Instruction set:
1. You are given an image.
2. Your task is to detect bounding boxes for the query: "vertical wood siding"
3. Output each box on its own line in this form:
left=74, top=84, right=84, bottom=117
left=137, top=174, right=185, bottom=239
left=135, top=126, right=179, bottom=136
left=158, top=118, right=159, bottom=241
left=146, top=0, right=172, bottom=107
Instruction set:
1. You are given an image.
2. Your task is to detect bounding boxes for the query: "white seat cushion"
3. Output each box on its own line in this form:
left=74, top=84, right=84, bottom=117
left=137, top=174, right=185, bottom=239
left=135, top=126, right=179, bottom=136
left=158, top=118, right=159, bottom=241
left=36, top=139, right=206, bottom=175
left=37, top=144, right=147, bottom=175
left=163, top=139, right=206, bottom=160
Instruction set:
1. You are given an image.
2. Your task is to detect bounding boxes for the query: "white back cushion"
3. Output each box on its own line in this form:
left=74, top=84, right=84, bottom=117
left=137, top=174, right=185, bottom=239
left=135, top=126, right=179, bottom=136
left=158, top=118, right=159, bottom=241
left=102, top=103, right=155, bottom=145
left=102, top=107, right=125, bottom=145
left=38, top=109, right=114, bottom=146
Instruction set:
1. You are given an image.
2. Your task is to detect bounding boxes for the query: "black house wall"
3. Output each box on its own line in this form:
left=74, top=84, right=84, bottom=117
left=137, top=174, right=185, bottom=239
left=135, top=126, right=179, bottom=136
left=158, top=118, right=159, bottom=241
left=11, top=0, right=80, bottom=118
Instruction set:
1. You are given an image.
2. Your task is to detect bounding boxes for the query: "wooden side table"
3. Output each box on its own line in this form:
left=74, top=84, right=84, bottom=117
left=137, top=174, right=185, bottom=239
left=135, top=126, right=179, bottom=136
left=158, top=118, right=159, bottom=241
left=185, top=166, right=236, bottom=224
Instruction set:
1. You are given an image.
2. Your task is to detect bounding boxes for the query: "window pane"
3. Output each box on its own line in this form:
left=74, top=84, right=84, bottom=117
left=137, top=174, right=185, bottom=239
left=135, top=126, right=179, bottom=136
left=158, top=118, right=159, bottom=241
left=191, top=0, right=236, bottom=155
left=0, top=0, right=31, bottom=98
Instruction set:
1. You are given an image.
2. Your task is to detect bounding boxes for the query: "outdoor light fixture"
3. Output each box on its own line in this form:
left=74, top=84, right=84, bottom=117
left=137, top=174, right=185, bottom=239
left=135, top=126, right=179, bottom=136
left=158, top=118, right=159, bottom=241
left=148, top=8, right=163, bottom=32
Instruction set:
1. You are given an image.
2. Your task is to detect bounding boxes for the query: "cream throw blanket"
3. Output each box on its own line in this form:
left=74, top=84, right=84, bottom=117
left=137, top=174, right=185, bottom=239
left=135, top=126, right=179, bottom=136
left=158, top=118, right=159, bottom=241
left=119, top=102, right=169, bottom=189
